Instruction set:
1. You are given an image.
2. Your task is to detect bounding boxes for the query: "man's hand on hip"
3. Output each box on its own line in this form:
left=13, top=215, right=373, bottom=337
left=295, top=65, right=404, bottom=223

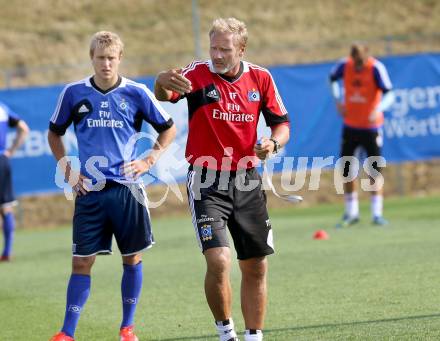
left=336, top=102, right=346, bottom=117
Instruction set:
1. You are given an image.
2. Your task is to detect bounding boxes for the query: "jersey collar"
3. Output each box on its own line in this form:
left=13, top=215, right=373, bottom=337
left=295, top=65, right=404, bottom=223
left=88, top=76, right=123, bottom=94
left=208, top=60, right=249, bottom=83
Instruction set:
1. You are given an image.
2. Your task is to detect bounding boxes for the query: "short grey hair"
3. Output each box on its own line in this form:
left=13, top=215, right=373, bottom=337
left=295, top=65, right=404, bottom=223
left=209, top=17, right=248, bottom=48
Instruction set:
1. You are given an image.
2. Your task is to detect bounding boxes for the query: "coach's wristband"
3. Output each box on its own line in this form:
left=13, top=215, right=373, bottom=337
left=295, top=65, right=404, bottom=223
left=270, top=138, right=281, bottom=154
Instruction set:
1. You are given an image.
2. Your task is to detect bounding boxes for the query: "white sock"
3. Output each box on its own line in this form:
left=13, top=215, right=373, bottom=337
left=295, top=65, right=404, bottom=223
left=344, top=192, right=359, bottom=218
left=216, top=318, right=237, bottom=341
left=244, top=329, right=263, bottom=341
left=371, top=194, right=383, bottom=218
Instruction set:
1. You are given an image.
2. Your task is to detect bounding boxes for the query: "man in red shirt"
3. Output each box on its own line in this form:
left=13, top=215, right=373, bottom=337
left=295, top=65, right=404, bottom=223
left=154, top=17, right=290, bottom=341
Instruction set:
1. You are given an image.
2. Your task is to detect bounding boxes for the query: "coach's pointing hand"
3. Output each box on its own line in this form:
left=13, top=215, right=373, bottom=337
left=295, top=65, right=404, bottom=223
left=156, top=69, right=192, bottom=95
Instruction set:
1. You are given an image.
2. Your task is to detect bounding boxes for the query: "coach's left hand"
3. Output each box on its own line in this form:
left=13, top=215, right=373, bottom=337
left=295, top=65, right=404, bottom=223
left=254, top=137, right=274, bottom=160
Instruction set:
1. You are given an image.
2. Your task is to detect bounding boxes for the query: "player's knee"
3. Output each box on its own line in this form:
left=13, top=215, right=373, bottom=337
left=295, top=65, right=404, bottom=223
left=72, top=256, right=95, bottom=274
left=1, top=206, right=14, bottom=216
left=122, top=254, right=142, bottom=265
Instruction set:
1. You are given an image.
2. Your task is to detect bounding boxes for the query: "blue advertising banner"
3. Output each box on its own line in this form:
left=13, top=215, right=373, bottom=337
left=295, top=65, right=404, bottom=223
left=1, top=53, right=439, bottom=196
left=271, top=53, right=440, bottom=166
left=0, top=85, right=72, bottom=195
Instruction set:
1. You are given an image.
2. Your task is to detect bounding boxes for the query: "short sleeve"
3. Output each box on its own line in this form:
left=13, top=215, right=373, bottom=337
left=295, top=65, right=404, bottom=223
left=373, top=60, right=393, bottom=92
left=260, top=70, right=290, bottom=127
left=0, top=102, right=20, bottom=127
left=138, top=85, right=174, bottom=133
left=329, top=59, right=346, bottom=82
left=49, top=86, right=73, bottom=135
left=6, top=106, right=20, bottom=128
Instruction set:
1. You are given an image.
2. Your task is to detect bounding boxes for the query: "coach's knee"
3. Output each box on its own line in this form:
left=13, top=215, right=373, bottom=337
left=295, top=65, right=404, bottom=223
left=240, top=257, right=267, bottom=281
left=204, top=247, right=231, bottom=279
left=72, top=256, right=95, bottom=275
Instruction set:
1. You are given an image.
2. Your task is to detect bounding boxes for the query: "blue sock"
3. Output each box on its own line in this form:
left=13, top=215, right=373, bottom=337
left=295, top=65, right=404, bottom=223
left=61, top=274, right=91, bottom=337
left=121, top=262, right=143, bottom=328
left=2, top=213, right=15, bottom=257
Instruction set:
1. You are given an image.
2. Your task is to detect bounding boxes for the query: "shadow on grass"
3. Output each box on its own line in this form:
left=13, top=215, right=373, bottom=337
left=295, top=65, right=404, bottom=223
left=154, top=312, right=440, bottom=340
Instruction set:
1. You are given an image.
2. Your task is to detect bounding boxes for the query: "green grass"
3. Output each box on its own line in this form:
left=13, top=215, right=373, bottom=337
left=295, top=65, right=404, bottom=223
left=1, top=195, right=440, bottom=340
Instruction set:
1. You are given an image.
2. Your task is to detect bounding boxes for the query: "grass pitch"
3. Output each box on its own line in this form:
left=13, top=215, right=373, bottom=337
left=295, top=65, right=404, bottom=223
left=1, top=194, right=440, bottom=340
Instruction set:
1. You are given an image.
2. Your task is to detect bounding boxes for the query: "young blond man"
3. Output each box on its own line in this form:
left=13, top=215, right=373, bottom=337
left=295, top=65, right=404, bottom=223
left=48, top=31, right=176, bottom=341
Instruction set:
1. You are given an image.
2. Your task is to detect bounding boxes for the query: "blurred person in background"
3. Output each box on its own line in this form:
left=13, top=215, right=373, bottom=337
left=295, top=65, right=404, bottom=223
left=154, top=17, right=290, bottom=341
left=48, top=31, right=176, bottom=341
left=0, top=101, right=29, bottom=262
left=330, top=43, right=395, bottom=227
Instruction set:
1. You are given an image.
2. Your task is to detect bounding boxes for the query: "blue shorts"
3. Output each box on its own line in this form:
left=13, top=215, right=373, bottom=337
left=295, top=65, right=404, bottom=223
left=72, top=181, right=154, bottom=256
left=0, top=155, right=16, bottom=207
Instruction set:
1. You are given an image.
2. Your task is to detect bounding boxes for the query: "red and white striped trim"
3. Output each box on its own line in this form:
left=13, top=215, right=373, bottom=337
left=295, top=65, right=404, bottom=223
left=182, top=60, right=209, bottom=77
left=248, top=63, right=288, bottom=116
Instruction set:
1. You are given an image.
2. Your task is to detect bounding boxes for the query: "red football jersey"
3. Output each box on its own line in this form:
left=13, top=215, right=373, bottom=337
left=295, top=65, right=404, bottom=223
left=173, top=60, right=289, bottom=171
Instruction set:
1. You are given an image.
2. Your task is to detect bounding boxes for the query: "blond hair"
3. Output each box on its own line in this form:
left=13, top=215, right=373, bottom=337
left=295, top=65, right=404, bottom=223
left=89, top=31, right=124, bottom=58
left=209, top=17, right=248, bottom=48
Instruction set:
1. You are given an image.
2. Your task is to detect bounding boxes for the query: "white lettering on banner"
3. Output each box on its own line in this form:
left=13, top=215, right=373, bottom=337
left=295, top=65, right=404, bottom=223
left=7, top=129, right=78, bottom=158
left=384, top=114, right=440, bottom=138
left=212, top=108, right=254, bottom=122
left=391, top=86, right=440, bottom=117
left=385, top=85, right=440, bottom=139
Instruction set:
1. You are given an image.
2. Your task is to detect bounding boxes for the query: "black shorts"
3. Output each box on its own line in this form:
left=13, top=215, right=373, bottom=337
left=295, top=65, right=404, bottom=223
left=340, top=126, right=383, bottom=178
left=72, top=182, right=154, bottom=256
left=186, top=166, right=274, bottom=260
left=0, top=154, right=16, bottom=207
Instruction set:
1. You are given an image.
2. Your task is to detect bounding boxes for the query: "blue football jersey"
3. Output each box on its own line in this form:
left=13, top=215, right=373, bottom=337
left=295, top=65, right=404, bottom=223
left=49, top=76, right=173, bottom=182
left=0, top=101, right=20, bottom=154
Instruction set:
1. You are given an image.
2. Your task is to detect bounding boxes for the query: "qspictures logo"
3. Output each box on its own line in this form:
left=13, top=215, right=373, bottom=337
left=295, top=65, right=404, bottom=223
left=385, top=85, right=440, bottom=138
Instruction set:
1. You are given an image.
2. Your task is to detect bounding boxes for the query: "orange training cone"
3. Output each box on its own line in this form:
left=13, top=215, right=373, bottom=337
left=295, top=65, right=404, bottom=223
left=313, top=230, right=329, bottom=240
